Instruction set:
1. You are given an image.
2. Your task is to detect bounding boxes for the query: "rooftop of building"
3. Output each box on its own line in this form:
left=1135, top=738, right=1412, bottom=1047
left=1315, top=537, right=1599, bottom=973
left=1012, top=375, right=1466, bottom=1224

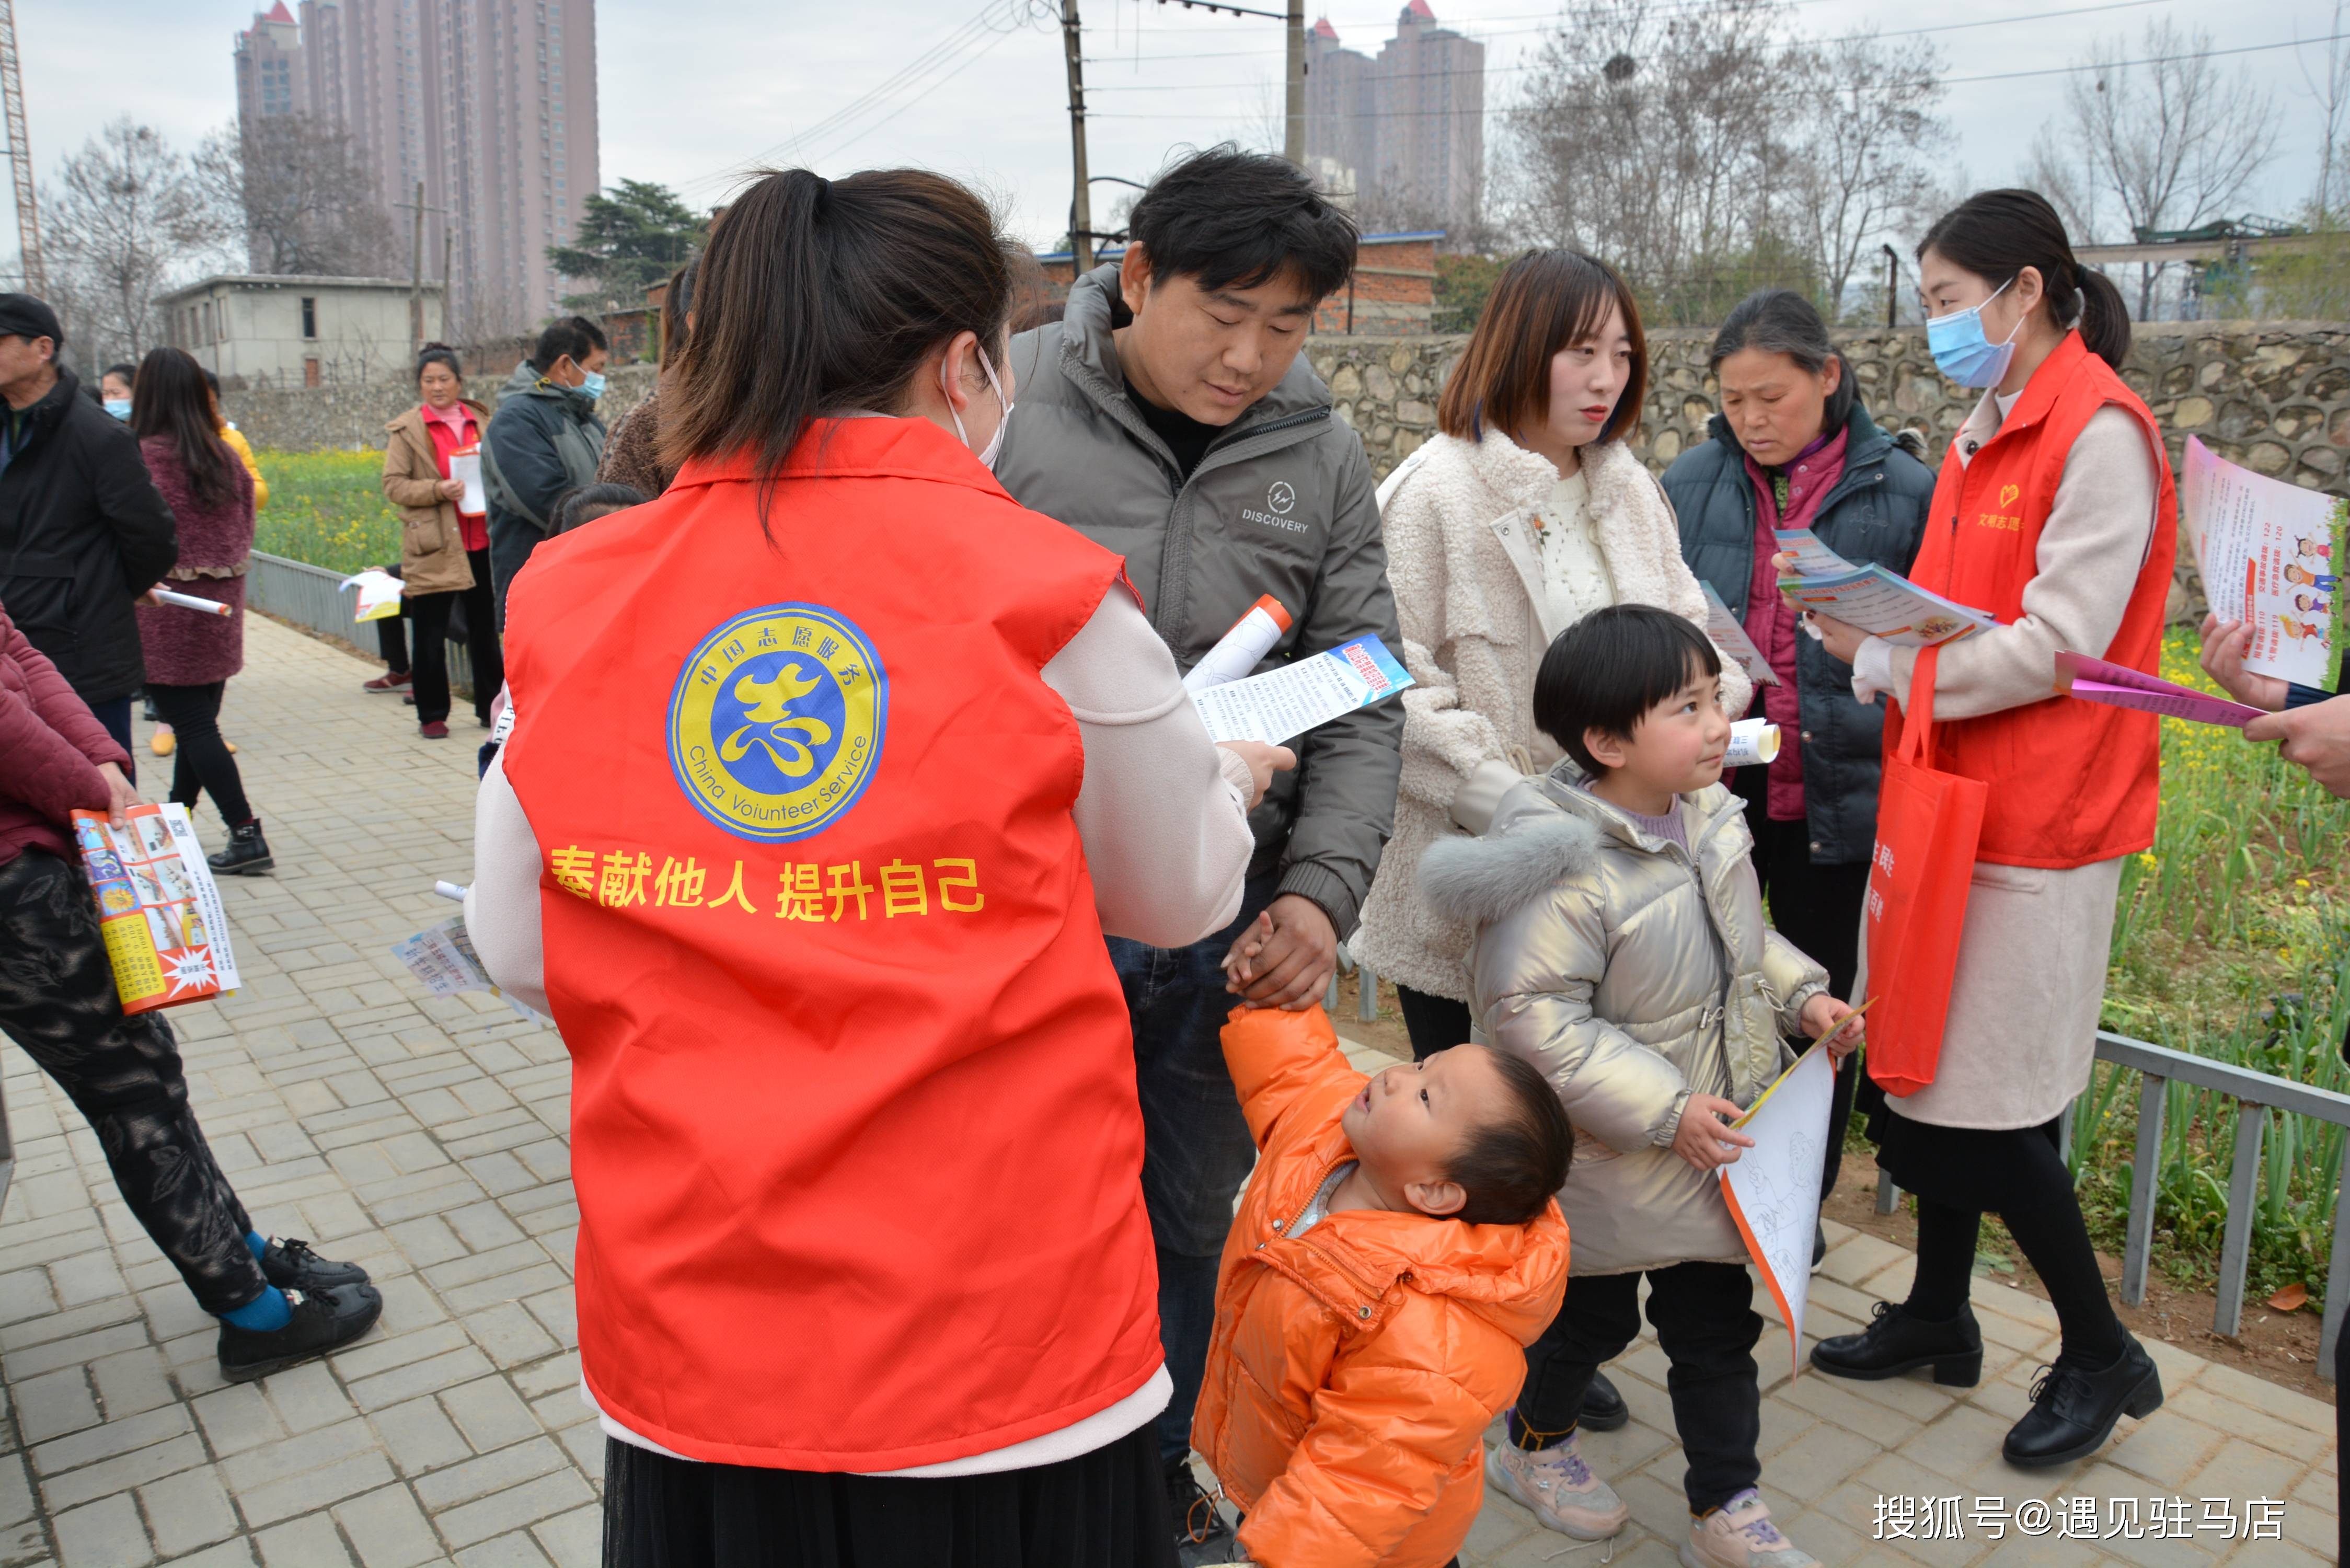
left=157, top=274, right=446, bottom=305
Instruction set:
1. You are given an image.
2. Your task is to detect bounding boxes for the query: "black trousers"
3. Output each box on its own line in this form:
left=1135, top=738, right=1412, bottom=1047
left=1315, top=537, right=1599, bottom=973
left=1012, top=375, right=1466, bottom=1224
left=1879, top=1110, right=2125, bottom=1365
left=0, top=851, right=270, bottom=1314
left=1736, top=777, right=1871, bottom=1200
left=602, top=1423, right=1176, bottom=1568
left=1396, top=984, right=1473, bottom=1063
left=147, top=682, right=254, bottom=828
left=409, top=549, right=504, bottom=726
left=375, top=609, right=410, bottom=675
left=1511, top=1262, right=1763, bottom=1514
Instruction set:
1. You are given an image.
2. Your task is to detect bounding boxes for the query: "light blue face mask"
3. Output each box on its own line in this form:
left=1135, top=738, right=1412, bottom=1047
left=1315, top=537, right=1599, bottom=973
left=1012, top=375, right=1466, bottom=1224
left=102, top=398, right=131, bottom=421
left=1926, top=278, right=2021, bottom=389
left=578, top=369, right=606, bottom=401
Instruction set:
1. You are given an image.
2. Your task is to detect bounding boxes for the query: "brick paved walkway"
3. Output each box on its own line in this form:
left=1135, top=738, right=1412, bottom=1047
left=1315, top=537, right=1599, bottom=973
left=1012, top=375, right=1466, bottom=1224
left=0, top=614, right=2333, bottom=1567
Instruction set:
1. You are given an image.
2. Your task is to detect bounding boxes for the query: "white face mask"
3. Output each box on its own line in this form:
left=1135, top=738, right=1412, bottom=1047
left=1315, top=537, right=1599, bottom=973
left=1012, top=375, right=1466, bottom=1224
left=942, top=344, right=1012, bottom=469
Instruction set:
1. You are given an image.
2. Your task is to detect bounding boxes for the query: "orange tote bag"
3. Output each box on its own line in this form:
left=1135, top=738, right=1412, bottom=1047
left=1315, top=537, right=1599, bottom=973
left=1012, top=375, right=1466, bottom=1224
left=1862, top=647, right=1988, bottom=1098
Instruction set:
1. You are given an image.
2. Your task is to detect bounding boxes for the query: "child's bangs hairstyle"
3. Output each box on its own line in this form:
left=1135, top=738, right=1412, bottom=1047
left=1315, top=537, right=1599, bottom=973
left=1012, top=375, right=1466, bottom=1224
left=1445, top=1047, right=1572, bottom=1226
left=1437, top=249, right=1646, bottom=445
left=1534, top=604, right=1723, bottom=776
left=1125, top=144, right=1357, bottom=302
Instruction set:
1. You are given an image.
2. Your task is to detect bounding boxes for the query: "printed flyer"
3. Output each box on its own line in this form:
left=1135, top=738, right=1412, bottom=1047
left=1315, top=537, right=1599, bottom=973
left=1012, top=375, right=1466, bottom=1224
left=71, top=804, right=240, bottom=1013
left=2182, top=436, right=2348, bottom=690
left=1190, top=633, right=1414, bottom=746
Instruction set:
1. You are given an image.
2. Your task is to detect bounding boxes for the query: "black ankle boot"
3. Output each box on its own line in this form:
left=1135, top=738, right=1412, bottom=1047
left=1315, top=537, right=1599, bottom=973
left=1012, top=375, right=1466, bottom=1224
left=208, top=820, right=274, bottom=876
left=2002, top=1334, right=2162, bottom=1468
left=1811, top=1300, right=1983, bottom=1385
left=1578, top=1369, right=1629, bottom=1432
left=258, top=1237, right=371, bottom=1292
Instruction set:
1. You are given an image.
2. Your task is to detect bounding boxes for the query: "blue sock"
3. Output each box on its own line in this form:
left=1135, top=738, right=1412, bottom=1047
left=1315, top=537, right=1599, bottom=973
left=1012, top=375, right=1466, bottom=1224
left=245, top=1231, right=269, bottom=1264
left=221, top=1287, right=292, bottom=1332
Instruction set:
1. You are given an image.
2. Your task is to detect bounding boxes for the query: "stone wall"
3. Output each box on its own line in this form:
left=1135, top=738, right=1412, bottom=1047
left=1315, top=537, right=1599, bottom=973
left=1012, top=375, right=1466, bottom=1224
left=1307, top=321, right=2350, bottom=615
left=227, top=321, right=2350, bottom=613
left=220, top=362, right=657, bottom=452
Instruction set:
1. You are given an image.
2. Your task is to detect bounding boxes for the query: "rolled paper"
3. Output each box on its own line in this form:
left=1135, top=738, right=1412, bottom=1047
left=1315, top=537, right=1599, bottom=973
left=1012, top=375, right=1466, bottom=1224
left=1182, top=594, right=1294, bottom=694
left=151, top=588, right=232, bottom=617
left=1726, top=717, right=1780, bottom=767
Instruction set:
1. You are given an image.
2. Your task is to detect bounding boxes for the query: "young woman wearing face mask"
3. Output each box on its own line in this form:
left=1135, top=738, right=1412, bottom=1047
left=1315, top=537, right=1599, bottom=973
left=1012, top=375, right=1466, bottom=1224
left=468, top=166, right=1290, bottom=1567
left=1801, top=190, right=2177, bottom=1470
left=1662, top=290, right=1934, bottom=1260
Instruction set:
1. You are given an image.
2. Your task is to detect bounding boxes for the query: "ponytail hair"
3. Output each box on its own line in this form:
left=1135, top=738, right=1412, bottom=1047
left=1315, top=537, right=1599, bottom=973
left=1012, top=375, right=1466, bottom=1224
left=1918, top=189, right=2129, bottom=368
left=659, top=167, right=1019, bottom=526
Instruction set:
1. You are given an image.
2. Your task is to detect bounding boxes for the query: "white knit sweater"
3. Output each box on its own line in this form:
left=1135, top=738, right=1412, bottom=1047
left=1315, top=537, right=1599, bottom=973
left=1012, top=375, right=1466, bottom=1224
left=1352, top=431, right=1753, bottom=1002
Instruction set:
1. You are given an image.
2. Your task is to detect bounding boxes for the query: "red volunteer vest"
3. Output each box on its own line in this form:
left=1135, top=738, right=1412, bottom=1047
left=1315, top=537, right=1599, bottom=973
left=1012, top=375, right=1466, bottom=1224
left=500, top=418, right=1159, bottom=1470
left=1897, top=332, right=2178, bottom=868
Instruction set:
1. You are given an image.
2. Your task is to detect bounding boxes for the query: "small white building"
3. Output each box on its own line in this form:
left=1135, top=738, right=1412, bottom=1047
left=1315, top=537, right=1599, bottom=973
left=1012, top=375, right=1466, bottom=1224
left=157, top=275, right=447, bottom=387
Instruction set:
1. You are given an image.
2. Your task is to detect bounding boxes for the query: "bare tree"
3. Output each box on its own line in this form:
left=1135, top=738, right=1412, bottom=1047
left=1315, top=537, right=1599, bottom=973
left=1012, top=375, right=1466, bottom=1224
left=1791, top=32, right=1947, bottom=317
left=194, top=113, right=396, bottom=277
left=43, top=120, right=217, bottom=367
left=1503, top=0, right=1789, bottom=307
left=2295, top=0, right=2350, bottom=219
left=2056, top=19, right=2278, bottom=316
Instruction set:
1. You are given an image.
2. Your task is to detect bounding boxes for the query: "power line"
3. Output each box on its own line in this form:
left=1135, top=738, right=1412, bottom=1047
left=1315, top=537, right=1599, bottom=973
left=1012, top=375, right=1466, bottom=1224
left=683, top=0, right=1044, bottom=191
left=1082, top=0, right=2170, bottom=73
left=1087, top=27, right=2350, bottom=117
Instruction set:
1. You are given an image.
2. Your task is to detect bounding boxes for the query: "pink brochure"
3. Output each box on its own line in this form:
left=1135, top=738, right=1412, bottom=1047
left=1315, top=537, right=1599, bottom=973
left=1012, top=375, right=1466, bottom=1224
left=2052, top=651, right=2265, bottom=728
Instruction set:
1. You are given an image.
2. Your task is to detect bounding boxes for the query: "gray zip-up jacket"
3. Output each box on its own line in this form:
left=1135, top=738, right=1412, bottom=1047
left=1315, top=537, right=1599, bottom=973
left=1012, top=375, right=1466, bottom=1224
left=1420, top=769, right=1828, bottom=1275
left=995, top=264, right=1402, bottom=936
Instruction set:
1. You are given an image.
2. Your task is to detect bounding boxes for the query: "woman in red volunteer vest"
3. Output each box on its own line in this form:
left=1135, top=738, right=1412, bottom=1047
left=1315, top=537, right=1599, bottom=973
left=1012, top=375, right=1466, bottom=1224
left=467, top=168, right=1288, bottom=1566
left=1795, top=191, right=2177, bottom=1468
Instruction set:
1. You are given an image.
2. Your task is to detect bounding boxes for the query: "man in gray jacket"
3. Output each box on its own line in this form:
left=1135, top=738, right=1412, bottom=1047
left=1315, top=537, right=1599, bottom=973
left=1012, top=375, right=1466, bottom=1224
left=994, top=145, right=1401, bottom=1544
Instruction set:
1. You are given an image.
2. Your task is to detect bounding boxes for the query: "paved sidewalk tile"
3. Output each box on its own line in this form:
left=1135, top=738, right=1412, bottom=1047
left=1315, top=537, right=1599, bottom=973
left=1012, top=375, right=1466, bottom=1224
left=0, top=616, right=2330, bottom=1567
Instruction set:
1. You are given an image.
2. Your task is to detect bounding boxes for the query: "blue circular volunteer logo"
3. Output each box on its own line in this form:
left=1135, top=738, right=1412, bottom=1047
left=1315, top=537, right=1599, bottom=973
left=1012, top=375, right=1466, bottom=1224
left=665, top=603, right=888, bottom=842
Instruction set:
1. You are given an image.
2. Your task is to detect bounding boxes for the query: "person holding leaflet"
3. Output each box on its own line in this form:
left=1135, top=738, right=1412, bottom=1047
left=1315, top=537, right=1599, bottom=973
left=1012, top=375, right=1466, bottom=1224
left=1421, top=605, right=1856, bottom=1566
left=1663, top=287, right=1934, bottom=1261
left=471, top=165, right=1287, bottom=1567
left=994, top=145, right=1400, bottom=1548
left=1799, top=190, right=2178, bottom=1469
left=381, top=343, right=500, bottom=739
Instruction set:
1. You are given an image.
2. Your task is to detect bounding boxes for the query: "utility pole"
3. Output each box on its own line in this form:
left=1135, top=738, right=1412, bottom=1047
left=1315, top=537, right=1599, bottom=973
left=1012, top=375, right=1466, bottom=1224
left=1061, top=0, right=1093, bottom=273
left=1284, top=0, right=1305, bottom=167
left=440, top=225, right=453, bottom=343
left=1882, top=244, right=1899, bottom=330
left=407, top=182, right=425, bottom=350
left=0, top=0, right=43, bottom=296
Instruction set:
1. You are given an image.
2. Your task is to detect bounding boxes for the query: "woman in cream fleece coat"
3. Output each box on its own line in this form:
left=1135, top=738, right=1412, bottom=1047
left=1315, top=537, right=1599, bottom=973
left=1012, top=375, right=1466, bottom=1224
left=1355, top=251, right=1749, bottom=1059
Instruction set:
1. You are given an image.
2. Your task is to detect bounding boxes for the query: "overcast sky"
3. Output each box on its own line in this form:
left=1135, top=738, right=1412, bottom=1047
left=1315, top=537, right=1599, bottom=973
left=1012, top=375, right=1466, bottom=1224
left=16, top=0, right=2347, bottom=255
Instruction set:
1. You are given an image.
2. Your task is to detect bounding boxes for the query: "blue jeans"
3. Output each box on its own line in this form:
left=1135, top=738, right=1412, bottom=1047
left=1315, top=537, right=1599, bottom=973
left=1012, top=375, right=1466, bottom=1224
left=1109, top=875, right=1278, bottom=1469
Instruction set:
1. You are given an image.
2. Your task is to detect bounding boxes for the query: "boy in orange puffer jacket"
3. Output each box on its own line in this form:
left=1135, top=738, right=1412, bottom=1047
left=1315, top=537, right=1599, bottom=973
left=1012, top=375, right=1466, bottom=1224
left=1191, top=918, right=1573, bottom=1567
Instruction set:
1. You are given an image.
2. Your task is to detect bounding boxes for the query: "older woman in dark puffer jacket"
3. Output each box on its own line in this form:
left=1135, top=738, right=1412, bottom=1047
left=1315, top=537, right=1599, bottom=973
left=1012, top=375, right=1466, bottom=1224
left=129, top=348, right=270, bottom=876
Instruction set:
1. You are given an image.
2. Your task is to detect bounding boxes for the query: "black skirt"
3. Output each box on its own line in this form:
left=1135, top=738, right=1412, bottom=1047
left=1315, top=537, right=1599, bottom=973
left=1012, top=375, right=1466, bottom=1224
left=601, top=1422, right=1177, bottom=1568
left=1875, top=1108, right=2066, bottom=1213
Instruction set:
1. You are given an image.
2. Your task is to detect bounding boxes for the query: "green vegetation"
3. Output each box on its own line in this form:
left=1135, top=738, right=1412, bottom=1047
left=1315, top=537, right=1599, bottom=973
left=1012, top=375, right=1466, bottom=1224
left=549, top=178, right=705, bottom=314
left=253, top=449, right=400, bottom=575
left=2066, top=629, right=2350, bottom=1310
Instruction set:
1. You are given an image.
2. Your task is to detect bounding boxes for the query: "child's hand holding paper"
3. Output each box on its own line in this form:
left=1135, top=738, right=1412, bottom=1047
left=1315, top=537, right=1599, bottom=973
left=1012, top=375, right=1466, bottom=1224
left=1673, top=1093, right=1757, bottom=1172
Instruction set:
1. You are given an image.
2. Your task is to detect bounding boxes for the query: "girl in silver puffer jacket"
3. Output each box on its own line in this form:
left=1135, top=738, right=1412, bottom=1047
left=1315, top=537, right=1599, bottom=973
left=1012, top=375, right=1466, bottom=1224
left=1420, top=604, right=1856, bottom=1568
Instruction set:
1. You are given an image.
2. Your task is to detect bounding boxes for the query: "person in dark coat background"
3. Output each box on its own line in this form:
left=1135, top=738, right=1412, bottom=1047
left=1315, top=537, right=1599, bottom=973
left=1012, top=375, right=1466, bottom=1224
left=1662, top=287, right=1934, bottom=1237
left=481, top=315, right=606, bottom=628
left=0, top=295, right=176, bottom=756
